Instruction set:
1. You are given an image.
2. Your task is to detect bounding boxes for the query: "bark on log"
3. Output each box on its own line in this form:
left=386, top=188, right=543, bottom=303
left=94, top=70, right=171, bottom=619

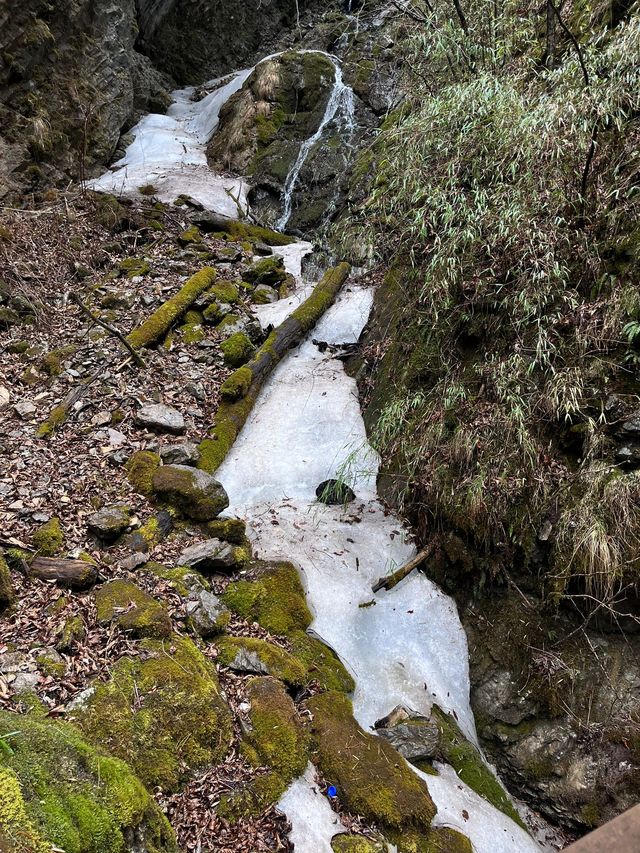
left=372, top=545, right=434, bottom=593
left=30, top=556, right=98, bottom=589
left=198, top=262, right=351, bottom=473
left=126, top=267, right=217, bottom=349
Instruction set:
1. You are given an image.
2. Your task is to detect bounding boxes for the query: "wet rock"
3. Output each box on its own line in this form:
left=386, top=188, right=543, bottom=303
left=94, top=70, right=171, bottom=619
left=377, top=717, right=442, bottom=762
left=87, top=504, right=132, bottom=541
left=135, top=403, right=185, bottom=434
left=253, top=284, right=279, bottom=304
left=95, top=579, right=171, bottom=638
left=177, top=538, right=239, bottom=572
left=160, top=441, right=201, bottom=466
left=242, top=256, right=287, bottom=287
left=152, top=464, right=229, bottom=521
left=316, top=479, right=356, bottom=505
left=185, top=589, right=230, bottom=637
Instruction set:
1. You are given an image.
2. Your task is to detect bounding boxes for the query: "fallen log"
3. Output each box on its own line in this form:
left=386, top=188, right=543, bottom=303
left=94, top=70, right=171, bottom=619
left=30, top=556, right=98, bottom=589
left=372, top=544, right=434, bottom=593
left=126, top=266, right=217, bottom=349
left=198, top=261, right=351, bottom=473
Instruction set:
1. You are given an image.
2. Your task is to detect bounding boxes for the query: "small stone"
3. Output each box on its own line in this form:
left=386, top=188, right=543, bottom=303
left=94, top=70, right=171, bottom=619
left=135, top=403, right=185, bottom=434
left=160, top=442, right=201, bottom=466
left=87, top=504, right=132, bottom=541
left=108, top=428, right=127, bottom=447
left=616, top=445, right=640, bottom=466
left=622, top=415, right=640, bottom=435
left=152, top=465, right=229, bottom=521
left=108, top=448, right=130, bottom=467
left=14, top=400, right=37, bottom=419
left=0, top=386, right=10, bottom=408
left=185, top=589, right=230, bottom=637
left=315, top=479, right=356, bottom=505
left=120, top=552, right=150, bottom=571
left=186, top=381, right=206, bottom=401
left=13, top=672, right=40, bottom=694
left=178, top=538, right=238, bottom=572
left=254, top=242, right=273, bottom=256
left=66, top=686, right=96, bottom=711
left=230, top=648, right=270, bottom=675
left=0, top=651, right=29, bottom=674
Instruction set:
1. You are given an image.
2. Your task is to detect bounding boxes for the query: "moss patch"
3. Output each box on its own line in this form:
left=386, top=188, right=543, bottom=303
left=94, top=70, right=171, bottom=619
left=72, top=636, right=231, bottom=793
left=32, top=517, right=64, bottom=556
left=222, top=561, right=311, bottom=635
left=119, top=257, right=151, bottom=278
left=245, top=676, right=309, bottom=779
left=0, top=709, right=175, bottom=853
left=95, top=579, right=172, bottom=639
left=220, top=331, right=255, bottom=367
left=205, top=517, right=247, bottom=545
left=0, top=556, right=15, bottom=610
left=216, top=636, right=307, bottom=686
left=126, top=450, right=161, bottom=497
left=304, top=691, right=436, bottom=834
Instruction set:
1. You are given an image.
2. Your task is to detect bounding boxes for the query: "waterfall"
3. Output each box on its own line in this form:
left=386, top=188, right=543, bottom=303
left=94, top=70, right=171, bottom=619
left=276, top=57, right=355, bottom=231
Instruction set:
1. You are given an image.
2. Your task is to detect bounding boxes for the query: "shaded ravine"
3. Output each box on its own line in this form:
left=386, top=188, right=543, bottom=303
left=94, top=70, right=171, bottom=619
left=92, top=57, right=544, bottom=852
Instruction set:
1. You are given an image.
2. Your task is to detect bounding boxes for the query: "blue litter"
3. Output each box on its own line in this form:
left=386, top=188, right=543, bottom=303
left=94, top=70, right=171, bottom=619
left=327, top=785, right=337, bottom=798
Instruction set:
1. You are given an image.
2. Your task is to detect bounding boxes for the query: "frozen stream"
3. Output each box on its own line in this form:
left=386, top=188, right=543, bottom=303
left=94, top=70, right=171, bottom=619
left=92, top=55, right=546, bottom=853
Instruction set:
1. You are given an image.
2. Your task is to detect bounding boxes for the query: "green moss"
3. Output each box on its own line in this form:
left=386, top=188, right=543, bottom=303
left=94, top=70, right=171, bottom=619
left=222, top=561, right=311, bottom=635
left=42, top=346, right=75, bottom=377
left=4, top=548, right=33, bottom=571
left=178, top=225, right=201, bottom=245
left=289, top=630, right=355, bottom=692
left=305, top=691, right=436, bottom=834
left=220, top=331, right=255, bottom=367
left=178, top=309, right=205, bottom=344
left=0, top=306, right=20, bottom=327
left=7, top=340, right=29, bottom=354
left=0, top=556, right=15, bottom=610
left=36, top=403, right=68, bottom=438
left=0, top=709, right=175, bottom=853
left=216, top=771, right=286, bottom=824
left=220, top=221, right=296, bottom=247
left=216, top=637, right=307, bottom=686
left=127, top=268, right=216, bottom=349
left=430, top=706, right=525, bottom=828
left=331, top=836, right=386, bottom=853
left=143, top=562, right=209, bottom=596
left=202, top=302, right=222, bottom=324
left=32, top=517, right=64, bottom=556
left=20, top=366, right=40, bottom=386
left=152, top=465, right=229, bottom=521
left=242, top=256, right=286, bottom=287
left=205, top=517, right=247, bottom=544
left=245, top=676, right=309, bottom=780
left=119, top=257, right=151, bottom=278
left=126, top=450, right=161, bottom=497
left=138, top=183, right=157, bottom=196
left=209, top=280, right=240, bottom=304
left=95, top=579, right=172, bottom=639
left=56, top=616, right=85, bottom=653
left=35, top=649, right=65, bottom=679
left=73, top=636, right=231, bottom=793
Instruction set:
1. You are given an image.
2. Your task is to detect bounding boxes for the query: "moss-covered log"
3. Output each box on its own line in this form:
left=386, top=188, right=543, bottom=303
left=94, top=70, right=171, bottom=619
left=127, top=267, right=217, bottom=349
left=199, top=262, right=350, bottom=473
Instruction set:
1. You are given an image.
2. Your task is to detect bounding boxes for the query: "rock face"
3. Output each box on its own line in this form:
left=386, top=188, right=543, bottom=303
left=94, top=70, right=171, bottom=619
left=152, top=464, right=229, bottom=520
left=178, top=538, right=240, bottom=572
left=0, top=0, right=171, bottom=198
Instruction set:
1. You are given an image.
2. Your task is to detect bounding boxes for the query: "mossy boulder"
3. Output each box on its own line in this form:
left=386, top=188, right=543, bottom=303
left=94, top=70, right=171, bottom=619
left=332, top=836, right=387, bottom=853
left=222, top=560, right=311, bottom=635
left=126, top=450, right=161, bottom=497
left=143, top=562, right=208, bottom=597
left=205, top=516, right=247, bottom=545
left=0, top=709, right=176, bottom=853
left=0, top=556, right=15, bottom=610
left=71, top=636, right=232, bottom=793
left=32, top=517, right=64, bottom=556
left=304, top=691, right=436, bottom=835
left=152, top=464, right=229, bottom=521
left=178, top=225, right=202, bottom=245
left=220, top=331, right=255, bottom=367
left=252, top=284, right=279, bottom=304
left=216, top=771, right=287, bottom=825
left=119, top=257, right=150, bottom=278
left=244, top=676, right=309, bottom=780
left=289, top=630, right=354, bottom=693
left=216, top=637, right=307, bottom=686
left=95, top=580, right=172, bottom=639
left=209, top=280, right=240, bottom=304
left=242, top=256, right=287, bottom=288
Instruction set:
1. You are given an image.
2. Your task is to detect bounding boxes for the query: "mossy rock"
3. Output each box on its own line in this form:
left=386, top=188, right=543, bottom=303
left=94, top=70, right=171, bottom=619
left=242, top=256, right=287, bottom=287
left=0, top=556, right=15, bottom=610
left=119, top=257, right=151, bottom=278
left=216, top=771, right=287, bottom=824
left=143, top=562, right=209, bottom=597
left=72, top=636, right=232, bottom=793
left=220, top=331, right=255, bottom=367
left=216, top=636, right=307, bottom=686
left=304, top=691, right=436, bottom=834
left=0, top=709, right=176, bottom=853
left=31, top=517, right=64, bottom=556
left=95, top=580, right=172, bottom=639
left=221, top=560, right=311, bottom=635
left=331, top=836, right=387, bottom=853
left=0, top=306, right=20, bottom=327
left=35, top=648, right=65, bottom=679
left=430, top=705, right=525, bottom=828
left=245, top=676, right=309, bottom=780
left=152, top=464, right=229, bottom=521
left=178, top=225, right=202, bottom=246
left=55, top=615, right=86, bottom=653
left=178, top=309, right=205, bottom=344
left=205, top=517, right=247, bottom=545
left=289, top=630, right=354, bottom=693
left=219, top=221, right=295, bottom=247
left=209, top=280, right=240, bottom=304
left=126, top=450, right=161, bottom=497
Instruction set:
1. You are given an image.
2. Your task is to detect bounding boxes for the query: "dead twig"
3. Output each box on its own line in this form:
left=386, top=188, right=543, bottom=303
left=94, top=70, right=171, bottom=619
left=372, top=543, right=435, bottom=593
left=71, top=293, right=145, bottom=367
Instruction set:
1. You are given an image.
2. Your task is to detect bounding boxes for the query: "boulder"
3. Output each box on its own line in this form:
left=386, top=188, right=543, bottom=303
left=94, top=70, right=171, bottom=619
left=185, top=589, right=230, bottom=637
left=152, top=464, right=229, bottom=520
left=135, top=403, right=185, bottom=434
left=252, top=284, right=279, bottom=304
left=87, top=504, right=132, bottom=541
left=95, top=579, right=171, bottom=638
left=376, top=718, right=441, bottom=762
left=178, top=538, right=240, bottom=572
left=242, top=256, right=287, bottom=287
left=160, top=441, right=201, bottom=466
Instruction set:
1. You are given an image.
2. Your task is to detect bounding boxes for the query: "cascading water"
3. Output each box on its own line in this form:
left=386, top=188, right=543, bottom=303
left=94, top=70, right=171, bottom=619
left=276, top=56, right=356, bottom=231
